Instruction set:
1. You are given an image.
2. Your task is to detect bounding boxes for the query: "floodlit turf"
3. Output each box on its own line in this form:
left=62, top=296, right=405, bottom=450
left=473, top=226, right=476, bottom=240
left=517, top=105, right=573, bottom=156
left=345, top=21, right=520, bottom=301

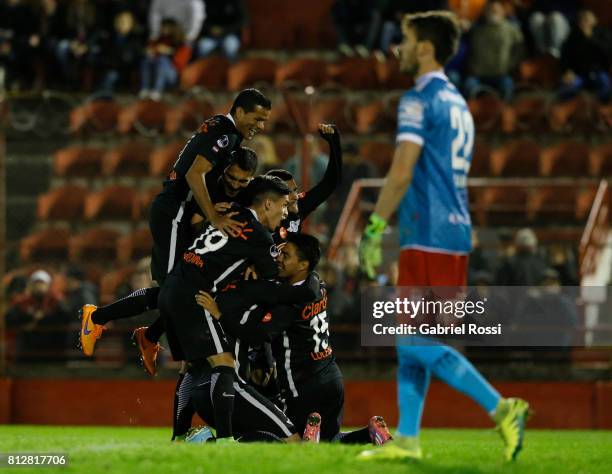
left=0, top=426, right=611, bottom=474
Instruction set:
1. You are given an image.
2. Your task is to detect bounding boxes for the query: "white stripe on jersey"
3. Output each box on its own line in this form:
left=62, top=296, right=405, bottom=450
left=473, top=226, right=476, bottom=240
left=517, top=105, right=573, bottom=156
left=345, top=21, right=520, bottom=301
left=212, top=258, right=246, bottom=293
left=283, top=332, right=298, bottom=397
left=167, top=191, right=193, bottom=273
left=240, top=304, right=258, bottom=325
left=204, top=309, right=224, bottom=353
left=234, top=339, right=241, bottom=375
left=233, top=382, right=293, bottom=437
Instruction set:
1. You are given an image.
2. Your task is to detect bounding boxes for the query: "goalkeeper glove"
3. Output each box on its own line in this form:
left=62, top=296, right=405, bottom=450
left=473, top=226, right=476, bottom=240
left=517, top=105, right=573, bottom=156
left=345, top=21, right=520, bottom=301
left=359, top=213, right=387, bottom=279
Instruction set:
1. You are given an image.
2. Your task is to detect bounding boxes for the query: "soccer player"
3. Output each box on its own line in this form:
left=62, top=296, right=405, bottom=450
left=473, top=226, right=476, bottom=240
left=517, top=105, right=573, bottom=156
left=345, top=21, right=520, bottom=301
left=79, top=88, right=270, bottom=357
left=358, top=12, right=529, bottom=461
left=158, top=175, right=291, bottom=443
left=197, top=233, right=394, bottom=446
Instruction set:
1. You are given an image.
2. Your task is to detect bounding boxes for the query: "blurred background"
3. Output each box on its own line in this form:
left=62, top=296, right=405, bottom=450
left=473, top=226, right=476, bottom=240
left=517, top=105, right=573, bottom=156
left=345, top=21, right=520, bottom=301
left=0, top=0, right=611, bottom=429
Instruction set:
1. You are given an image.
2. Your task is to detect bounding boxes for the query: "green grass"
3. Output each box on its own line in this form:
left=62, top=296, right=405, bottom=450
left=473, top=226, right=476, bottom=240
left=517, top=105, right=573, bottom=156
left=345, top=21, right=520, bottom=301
left=0, top=426, right=611, bottom=474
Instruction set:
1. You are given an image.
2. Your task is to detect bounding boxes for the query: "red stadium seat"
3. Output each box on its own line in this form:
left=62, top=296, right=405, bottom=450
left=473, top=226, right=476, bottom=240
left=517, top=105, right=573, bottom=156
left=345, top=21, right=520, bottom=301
left=180, top=56, right=230, bottom=91
left=101, top=141, right=153, bottom=177
left=275, top=58, right=329, bottom=87
left=20, top=228, right=71, bottom=261
left=267, top=99, right=309, bottom=133
left=37, top=184, right=88, bottom=220
left=84, top=185, right=140, bottom=221
left=165, top=99, right=214, bottom=135
left=327, top=58, right=379, bottom=90
left=70, top=99, right=121, bottom=134
left=53, top=147, right=104, bottom=178
left=375, top=58, right=413, bottom=90
left=274, top=140, right=297, bottom=163
left=227, top=58, right=278, bottom=91
left=360, top=141, right=395, bottom=174
left=501, top=95, right=549, bottom=133
left=528, top=185, right=594, bottom=221
left=141, top=186, right=162, bottom=214
left=468, top=94, right=503, bottom=132
left=490, top=140, right=540, bottom=177
left=116, top=227, right=153, bottom=264
left=99, top=265, right=135, bottom=304
left=549, top=95, right=596, bottom=132
left=518, top=55, right=560, bottom=89
left=470, top=185, right=530, bottom=225
left=598, top=102, right=612, bottom=131
left=540, top=141, right=590, bottom=177
left=69, top=227, right=122, bottom=262
left=308, top=97, right=351, bottom=132
left=589, top=142, right=612, bottom=176
left=469, top=140, right=492, bottom=177
left=149, top=141, right=185, bottom=177
left=117, top=99, right=169, bottom=134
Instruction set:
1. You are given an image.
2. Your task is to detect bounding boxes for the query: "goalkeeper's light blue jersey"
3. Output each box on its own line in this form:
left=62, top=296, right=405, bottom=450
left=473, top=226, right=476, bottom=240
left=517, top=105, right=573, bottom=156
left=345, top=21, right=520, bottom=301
left=396, top=71, right=473, bottom=254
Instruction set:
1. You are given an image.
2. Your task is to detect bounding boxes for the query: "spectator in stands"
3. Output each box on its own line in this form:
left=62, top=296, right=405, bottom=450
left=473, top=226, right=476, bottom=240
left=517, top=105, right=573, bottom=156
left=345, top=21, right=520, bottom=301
left=547, top=244, right=578, bottom=286
left=149, top=0, right=205, bottom=45
left=139, top=18, right=192, bottom=101
left=464, top=0, right=523, bottom=101
left=528, top=0, right=577, bottom=58
left=251, top=135, right=282, bottom=174
left=62, top=266, right=98, bottom=317
left=495, top=228, right=548, bottom=286
left=94, top=10, right=144, bottom=96
left=558, top=9, right=610, bottom=102
left=196, top=0, right=246, bottom=62
left=468, top=229, right=496, bottom=284
left=0, top=0, right=42, bottom=90
left=6, top=270, right=70, bottom=362
left=37, top=0, right=69, bottom=89
left=331, top=0, right=378, bottom=57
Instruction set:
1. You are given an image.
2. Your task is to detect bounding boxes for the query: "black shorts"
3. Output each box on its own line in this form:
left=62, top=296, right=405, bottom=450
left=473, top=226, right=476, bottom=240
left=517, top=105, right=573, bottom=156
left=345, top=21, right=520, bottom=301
left=284, top=361, right=344, bottom=441
left=190, top=364, right=296, bottom=440
left=149, top=195, right=192, bottom=285
left=158, top=274, right=230, bottom=361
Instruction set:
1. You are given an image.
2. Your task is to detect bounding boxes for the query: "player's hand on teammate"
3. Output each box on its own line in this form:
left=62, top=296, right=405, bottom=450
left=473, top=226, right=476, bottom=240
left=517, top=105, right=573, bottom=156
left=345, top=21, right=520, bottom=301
left=318, top=123, right=339, bottom=142
left=214, top=202, right=232, bottom=213
left=211, top=212, right=244, bottom=237
left=359, top=213, right=387, bottom=280
left=195, top=291, right=221, bottom=319
left=244, top=266, right=258, bottom=280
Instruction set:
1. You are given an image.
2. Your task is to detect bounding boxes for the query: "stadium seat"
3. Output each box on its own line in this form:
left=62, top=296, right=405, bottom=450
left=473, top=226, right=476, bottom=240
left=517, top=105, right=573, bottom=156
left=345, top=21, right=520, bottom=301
left=275, top=140, right=297, bottom=163
left=69, top=227, right=122, bottom=262
left=70, top=99, right=121, bottom=134
left=180, top=56, right=230, bottom=91
left=501, top=95, right=549, bottom=133
left=37, top=184, right=88, bottom=220
left=549, top=95, right=595, bottom=132
left=528, top=185, right=591, bottom=221
left=308, top=97, right=351, bottom=132
left=490, top=139, right=540, bottom=176
left=99, top=264, right=135, bottom=304
left=20, top=228, right=71, bottom=261
left=589, top=142, right=612, bottom=176
left=352, top=99, right=386, bottom=134
left=518, top=55, right=560, bottom=89
left=540, top=141, right=590, bottom=177
left=227, top=57, right=278, bottom=91
left=472, top=185, right=530, bottom=224
left=275, top=58, right=329, bottom=87
left=149, top=141, right=185, bottom=177
left=53, top=147, right=105, bottom=178
left=267, top=99, right=309, bottom=133
left=164, top=99, right=214, bottom=135
left=360, top=141, right=395, bottom=173
left=469, top=140, right=492, bottom=177
left=468, top=93, right=503, bottom=132
left=101, top=141, right=153, bottom=177
left=116, top=227, right=153, bottom=264
left=327, top=58, right=379, bottom=90
left=141, top=186, right=162, bottom=214
left=375, top=58, right=413, bottom=90
left=117, top=99, right=169, bottom=134
left=84, top=185, right=140, bottom=221
left=597, top=102, right=612, bottom=131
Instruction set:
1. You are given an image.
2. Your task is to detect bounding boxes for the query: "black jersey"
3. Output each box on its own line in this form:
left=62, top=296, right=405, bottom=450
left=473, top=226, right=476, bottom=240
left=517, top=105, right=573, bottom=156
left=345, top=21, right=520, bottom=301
left=159, top=114, right=242, bottom=213
left=172, top=204, right=279, bottom=293
left=184, top=172, right=246, bottom=223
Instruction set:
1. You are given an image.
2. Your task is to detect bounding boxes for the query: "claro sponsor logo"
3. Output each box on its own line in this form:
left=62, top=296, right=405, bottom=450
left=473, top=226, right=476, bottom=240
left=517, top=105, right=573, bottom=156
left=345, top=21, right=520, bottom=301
left=301, top=294, right=328, bottom=320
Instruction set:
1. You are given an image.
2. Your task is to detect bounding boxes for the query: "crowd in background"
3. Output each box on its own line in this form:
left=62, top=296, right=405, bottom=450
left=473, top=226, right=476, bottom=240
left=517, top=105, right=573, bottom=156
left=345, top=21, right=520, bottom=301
left=0, top=0, right=610, bottom=101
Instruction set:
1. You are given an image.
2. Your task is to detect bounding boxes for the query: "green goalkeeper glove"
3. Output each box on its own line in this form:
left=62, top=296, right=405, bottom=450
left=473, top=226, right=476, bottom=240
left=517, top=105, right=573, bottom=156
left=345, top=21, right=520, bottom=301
left=359, top=213, right=387, bottom=279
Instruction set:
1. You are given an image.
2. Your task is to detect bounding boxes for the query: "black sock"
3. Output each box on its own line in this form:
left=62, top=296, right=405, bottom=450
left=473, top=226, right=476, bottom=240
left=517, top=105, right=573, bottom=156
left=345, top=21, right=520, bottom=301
left=336, top=427, right=371, bottom=444
left=92, top=287, right=160, bottom=325
left=211, top=367, right=236, bottom=439
left=172, top=372, right=195, bottom=440
left=144, top=314, right=165, bottom=343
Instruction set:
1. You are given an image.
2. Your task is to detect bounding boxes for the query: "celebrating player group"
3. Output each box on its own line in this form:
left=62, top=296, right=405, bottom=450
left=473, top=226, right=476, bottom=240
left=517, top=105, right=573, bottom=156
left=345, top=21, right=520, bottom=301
left=76, top=9, right=529, bottom=460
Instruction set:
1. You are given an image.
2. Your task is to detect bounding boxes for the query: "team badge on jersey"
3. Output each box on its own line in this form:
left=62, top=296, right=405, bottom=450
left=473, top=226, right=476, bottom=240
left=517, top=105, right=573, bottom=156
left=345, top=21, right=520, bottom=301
left=217, top=135, right=230, bottom=148
left=270, top=245, right=280, bottom=258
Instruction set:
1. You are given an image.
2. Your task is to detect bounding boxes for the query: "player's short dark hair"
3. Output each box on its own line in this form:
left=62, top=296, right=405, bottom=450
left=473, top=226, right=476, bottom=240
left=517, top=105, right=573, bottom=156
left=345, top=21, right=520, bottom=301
left=265, top=169, right=294, bottom=182
left=243, top=175, right=290, bottom=206
left=231, top=147, right=258, bottom=174
left=230, top=88, right=271, bottom=115
left=285, top=233, right=321, bottom=272
left=403, top=11, right=460, bottom=66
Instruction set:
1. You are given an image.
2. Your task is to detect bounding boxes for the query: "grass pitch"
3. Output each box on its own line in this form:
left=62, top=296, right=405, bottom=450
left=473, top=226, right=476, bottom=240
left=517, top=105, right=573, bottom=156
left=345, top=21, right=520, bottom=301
left=1, top=426, right=611, bottom=474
